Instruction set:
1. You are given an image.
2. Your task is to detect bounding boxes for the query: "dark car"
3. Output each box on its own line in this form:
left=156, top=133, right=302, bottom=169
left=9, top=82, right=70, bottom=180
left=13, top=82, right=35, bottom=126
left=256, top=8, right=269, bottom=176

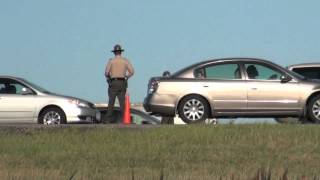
left=98, top=107, right=160, bottom=125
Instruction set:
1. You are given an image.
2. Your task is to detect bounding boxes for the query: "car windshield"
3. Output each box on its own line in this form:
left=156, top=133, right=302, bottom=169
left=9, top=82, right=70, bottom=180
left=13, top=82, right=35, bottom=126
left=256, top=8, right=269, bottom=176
left=291, top=67, right=320, bottom=79
left=19, top=78, right=51, bottom=93
left=285, top=68, right=306, bottom=80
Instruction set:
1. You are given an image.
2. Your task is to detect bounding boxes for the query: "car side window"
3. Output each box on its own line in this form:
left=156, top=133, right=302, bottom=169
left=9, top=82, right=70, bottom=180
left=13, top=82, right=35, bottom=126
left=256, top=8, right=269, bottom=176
left=194, top=68, right=205, bottom=79
left=201, top=63, right=241, bottom=80
left=292, top=67, right=320, bottom=79
left=0, top=83, right=15, bottom=94
left=0, top=79, right=29, bottom=95
left=245, top=64, right=283, bottom=80
left=0, top=84, right=5, bottom=93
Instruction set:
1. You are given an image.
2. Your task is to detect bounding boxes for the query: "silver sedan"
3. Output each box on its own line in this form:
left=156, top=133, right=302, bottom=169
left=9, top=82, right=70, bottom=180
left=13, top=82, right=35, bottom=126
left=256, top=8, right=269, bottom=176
left=144, top=58, right=320, bottom=124
left=0, top=76, right=100, bottom=124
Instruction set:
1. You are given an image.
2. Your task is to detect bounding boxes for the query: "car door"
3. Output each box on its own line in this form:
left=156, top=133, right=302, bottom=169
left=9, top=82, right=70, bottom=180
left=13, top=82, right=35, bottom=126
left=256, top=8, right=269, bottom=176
left=244, top=62, right=301, bottom=113
left=0, top=78, right=36, bottom=122
left=196, top=62, right=247, bottom=112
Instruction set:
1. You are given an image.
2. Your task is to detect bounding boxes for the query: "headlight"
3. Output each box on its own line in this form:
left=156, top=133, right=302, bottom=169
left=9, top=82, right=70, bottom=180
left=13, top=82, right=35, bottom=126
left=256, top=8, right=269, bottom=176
left=68, top=99, right=89, bottom=108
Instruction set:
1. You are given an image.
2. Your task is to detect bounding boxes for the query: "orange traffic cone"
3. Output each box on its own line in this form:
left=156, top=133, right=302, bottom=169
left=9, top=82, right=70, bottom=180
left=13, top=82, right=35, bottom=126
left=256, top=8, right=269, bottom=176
left=123, top=94, right=131, bottom=124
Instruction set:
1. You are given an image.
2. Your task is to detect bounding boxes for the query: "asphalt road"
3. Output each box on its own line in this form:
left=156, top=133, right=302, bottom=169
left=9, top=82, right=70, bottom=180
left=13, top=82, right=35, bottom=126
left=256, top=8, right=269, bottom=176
left=0, top=123, right=164, bottom=131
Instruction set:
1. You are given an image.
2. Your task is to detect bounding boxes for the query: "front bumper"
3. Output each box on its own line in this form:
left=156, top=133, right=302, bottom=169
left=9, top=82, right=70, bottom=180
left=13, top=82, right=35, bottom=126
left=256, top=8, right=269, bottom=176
left=143, top=94, right=176, bottom=116
left=65, top=106, right=101, bottom=123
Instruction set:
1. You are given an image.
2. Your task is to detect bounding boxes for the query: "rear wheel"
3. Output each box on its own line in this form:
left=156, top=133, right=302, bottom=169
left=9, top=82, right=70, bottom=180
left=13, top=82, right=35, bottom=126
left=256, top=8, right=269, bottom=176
left=307, top=94, right=320, bottom=123
left=178, top=95, right=209, bottom=124
left=39, top=107, right=67, bottom=125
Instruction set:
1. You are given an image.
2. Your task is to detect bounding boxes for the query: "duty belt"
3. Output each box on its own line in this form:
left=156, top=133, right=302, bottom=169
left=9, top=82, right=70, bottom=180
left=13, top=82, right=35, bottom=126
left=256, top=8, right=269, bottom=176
left=110, top=77, right=126, bottom=81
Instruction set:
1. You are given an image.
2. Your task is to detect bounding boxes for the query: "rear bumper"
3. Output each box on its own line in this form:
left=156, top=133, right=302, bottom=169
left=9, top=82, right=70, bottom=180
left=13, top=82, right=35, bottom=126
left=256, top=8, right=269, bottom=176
left=143, top=94, right=176, bottom=116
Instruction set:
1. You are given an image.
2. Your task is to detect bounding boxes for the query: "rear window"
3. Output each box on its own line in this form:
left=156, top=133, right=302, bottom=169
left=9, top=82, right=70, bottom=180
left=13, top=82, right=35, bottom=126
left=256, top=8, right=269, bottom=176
left=292, top=67, right=320, bottom=79
left=201, top=63, right=241, bottom=80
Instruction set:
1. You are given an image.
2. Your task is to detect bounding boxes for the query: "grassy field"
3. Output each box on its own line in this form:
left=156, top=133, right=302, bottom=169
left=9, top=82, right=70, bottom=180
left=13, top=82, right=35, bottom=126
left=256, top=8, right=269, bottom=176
left=0, top=124, right=320, bottom=179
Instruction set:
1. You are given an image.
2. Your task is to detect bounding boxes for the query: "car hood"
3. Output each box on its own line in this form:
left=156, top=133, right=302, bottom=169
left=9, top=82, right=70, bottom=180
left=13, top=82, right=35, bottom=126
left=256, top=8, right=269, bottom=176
left=46, top=93, right=95, bottom=107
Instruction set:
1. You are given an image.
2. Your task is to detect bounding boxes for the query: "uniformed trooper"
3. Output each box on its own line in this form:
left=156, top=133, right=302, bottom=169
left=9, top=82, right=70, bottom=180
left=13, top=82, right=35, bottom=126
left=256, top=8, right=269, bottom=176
left=104, top=44, right=134, bottom=123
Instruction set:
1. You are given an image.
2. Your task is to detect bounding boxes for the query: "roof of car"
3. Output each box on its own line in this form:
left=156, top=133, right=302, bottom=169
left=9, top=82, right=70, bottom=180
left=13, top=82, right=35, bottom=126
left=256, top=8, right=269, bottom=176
left=287, top=63, right=320, bottom=70
left=0, top=76, right=20, bottom=79
left=191, top=57, right=275, bottom=65
left=172, top=57, right=284, bottom=77
left=0, top=76, right=27, bottom=82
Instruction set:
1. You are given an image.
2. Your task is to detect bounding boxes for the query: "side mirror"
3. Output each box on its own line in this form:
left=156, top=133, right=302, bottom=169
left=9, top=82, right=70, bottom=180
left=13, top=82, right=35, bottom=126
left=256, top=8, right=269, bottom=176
left=21, top=87, right=34, bottom=95
left=280, top=75, right=292, bottom=83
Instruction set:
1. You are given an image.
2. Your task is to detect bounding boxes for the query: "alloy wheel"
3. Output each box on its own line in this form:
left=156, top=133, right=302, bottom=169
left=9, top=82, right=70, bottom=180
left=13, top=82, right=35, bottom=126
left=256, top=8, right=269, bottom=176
left=43, top=111, right=62, bottom=125
left=312, top=99, right=320, bottom=121
left=183, top=99, right=205, bottom=121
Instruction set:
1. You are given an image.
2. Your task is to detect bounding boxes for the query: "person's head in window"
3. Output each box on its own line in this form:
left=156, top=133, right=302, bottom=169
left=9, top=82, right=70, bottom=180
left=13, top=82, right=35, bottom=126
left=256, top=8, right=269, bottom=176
left=247, top=65, right=259, bottom=79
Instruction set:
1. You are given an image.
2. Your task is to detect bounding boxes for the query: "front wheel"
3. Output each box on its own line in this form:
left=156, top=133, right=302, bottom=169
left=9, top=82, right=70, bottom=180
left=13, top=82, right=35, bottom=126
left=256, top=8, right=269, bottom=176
left=307, top=94, right=320, bottom=123
left=38, top=107, right=67, bottom=125
left=178, top=95, right=209, bottom=124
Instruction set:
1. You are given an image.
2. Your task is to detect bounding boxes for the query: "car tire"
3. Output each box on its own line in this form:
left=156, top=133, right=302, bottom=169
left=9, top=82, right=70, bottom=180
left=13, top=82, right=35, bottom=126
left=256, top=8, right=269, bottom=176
left=178, top=95, right=209, bottom=124
left=38, top=107, right=67, bottom=125
left=307, top=94, right=320, bottom=123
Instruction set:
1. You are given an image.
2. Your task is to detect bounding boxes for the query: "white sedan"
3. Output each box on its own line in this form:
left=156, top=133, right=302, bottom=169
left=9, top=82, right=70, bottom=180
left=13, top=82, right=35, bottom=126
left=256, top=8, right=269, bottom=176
left=0, top=76, right=100, bottom=125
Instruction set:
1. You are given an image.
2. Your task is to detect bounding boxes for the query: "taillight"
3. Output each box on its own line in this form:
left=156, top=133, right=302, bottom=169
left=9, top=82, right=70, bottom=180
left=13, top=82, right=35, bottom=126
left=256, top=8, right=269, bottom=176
left=148, top=79, right=159, bottom=94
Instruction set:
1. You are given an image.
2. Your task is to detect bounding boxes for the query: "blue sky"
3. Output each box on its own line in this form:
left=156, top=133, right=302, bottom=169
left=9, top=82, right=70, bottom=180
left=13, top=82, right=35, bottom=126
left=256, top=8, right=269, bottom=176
left=1, top=0, right=320, bottom=103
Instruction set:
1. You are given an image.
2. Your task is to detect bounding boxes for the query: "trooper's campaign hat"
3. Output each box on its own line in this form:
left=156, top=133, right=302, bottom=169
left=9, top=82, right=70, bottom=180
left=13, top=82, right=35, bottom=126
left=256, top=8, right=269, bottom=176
left=112, top=44, right=124, bottom=52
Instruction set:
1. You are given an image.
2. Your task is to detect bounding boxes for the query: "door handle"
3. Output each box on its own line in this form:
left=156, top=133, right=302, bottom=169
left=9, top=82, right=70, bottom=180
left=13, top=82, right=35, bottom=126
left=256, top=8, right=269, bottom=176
left=203, top=85, right=209, bottom=88
left=251, top=87, right=258, bottom=90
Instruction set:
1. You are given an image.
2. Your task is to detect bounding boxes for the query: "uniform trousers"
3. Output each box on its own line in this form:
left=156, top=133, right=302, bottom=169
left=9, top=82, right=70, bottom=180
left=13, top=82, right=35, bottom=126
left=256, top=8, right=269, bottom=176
left=106, top=79, right=127, bottom=123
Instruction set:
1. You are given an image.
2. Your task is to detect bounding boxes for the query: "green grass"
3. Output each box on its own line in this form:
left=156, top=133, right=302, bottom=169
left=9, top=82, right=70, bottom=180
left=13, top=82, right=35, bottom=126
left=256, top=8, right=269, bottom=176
left=0, top=124, right=320, bottom=179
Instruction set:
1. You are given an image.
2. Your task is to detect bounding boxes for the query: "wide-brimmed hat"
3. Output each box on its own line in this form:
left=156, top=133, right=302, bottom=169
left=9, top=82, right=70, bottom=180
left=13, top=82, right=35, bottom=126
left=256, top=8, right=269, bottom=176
left=111, top=44, right=124, bottom=52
